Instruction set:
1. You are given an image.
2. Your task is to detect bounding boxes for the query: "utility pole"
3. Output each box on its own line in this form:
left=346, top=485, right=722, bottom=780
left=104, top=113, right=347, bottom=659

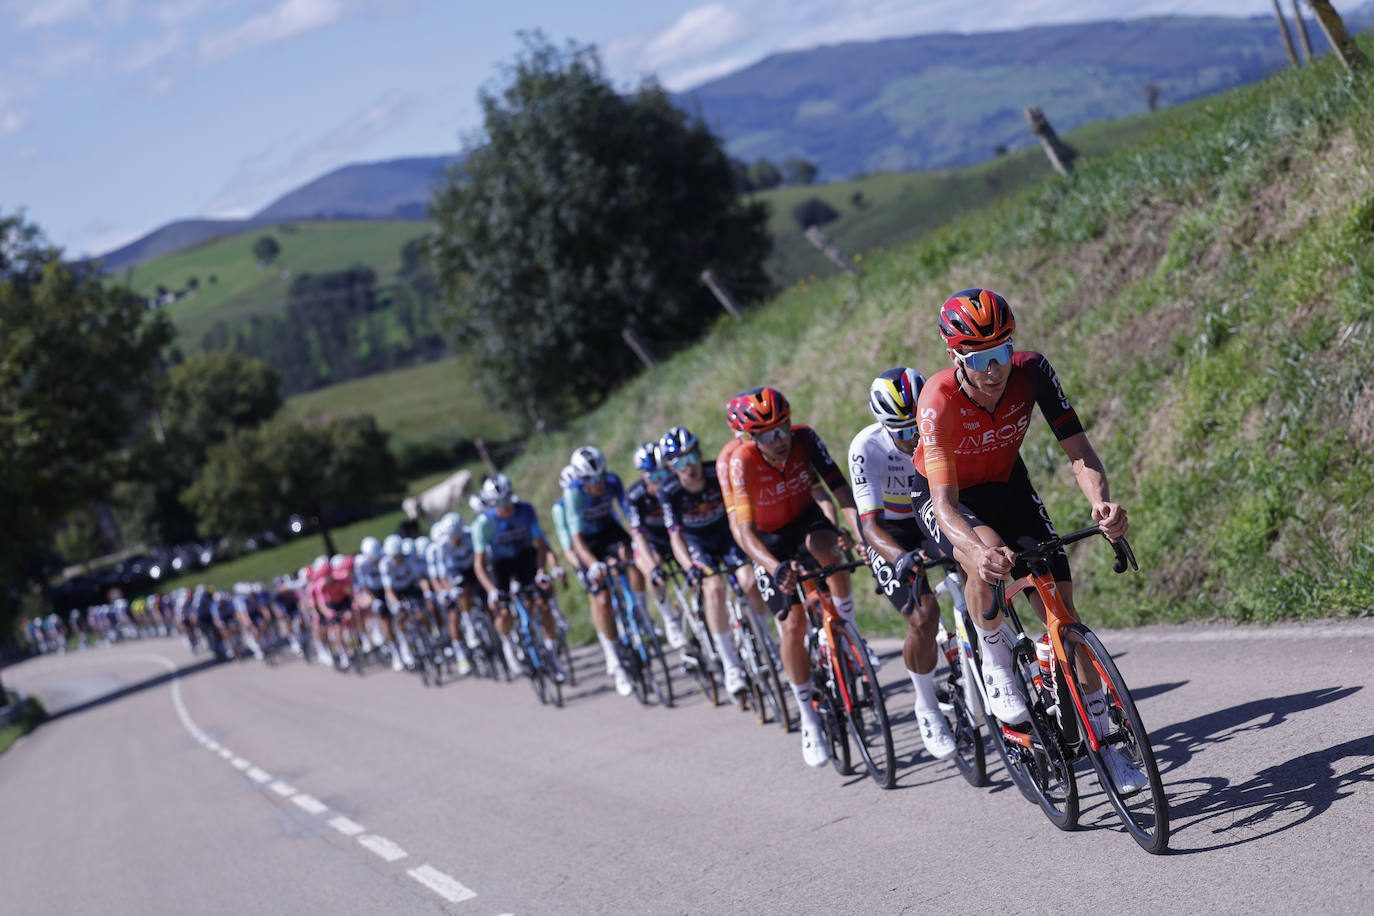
left=803, top=226, right=860, bottom=276
left=1292, top=0, right=1314, bottom=62
left=1272, top=0, right=1301, bottom=68
left=621, top=327, right=656, bottom=368
left=1306, top=0, right=1365, bottom=76
left=699, top=268, right=744, bottom=317
left=1024, top=106, right=1075, bottom=176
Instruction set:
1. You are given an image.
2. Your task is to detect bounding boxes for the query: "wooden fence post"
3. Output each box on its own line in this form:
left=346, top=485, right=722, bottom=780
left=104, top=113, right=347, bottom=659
left=1292, top=0, right=1314, bottom=62
left=1306, top=0, right=1365, bottom=76
left=1024, top=106, right=1075, bottom=176
left=803, top=226, right=860, bottom=276
left=622, top=327, right=656, bottom=368
left=474, top=438, right=499, bottom=476
left=1272, top=0, right=1301, bottom=67
left=700, top=268, right=744, bottom=317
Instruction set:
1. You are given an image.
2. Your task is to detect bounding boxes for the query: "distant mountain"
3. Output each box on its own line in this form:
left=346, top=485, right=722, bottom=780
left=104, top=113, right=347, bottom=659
left=677, top=14, right=1358, bottom=178
left=98, top=154, right=459, bottom=272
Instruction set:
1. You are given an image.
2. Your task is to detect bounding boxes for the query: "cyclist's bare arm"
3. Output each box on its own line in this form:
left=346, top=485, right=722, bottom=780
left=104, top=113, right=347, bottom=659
left=473, top=551, right=498, bottom=596
left=859, top=513, right=905, bottom=565
left=1059, top=433, right=1128, bottom=539
left=667, top=529, right=694, bottom=573
left=571, top=532, right=599, bottom=570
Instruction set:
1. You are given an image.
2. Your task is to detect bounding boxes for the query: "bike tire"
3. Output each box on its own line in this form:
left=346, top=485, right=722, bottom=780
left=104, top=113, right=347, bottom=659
left=939, top=664, right=986, bottom=788
left=835, top=623, right=896, bottom=789
left=684, top=637, right=720, bottom=707
left=557, top=633, right=577, bottom=688
left=1061, top=623, right=1170, bottom=854
left=741, top=610, right=792, bottom=733
left=639, top=614, right=675, bottom=708
left=998, top=646, right=1079, bottom=830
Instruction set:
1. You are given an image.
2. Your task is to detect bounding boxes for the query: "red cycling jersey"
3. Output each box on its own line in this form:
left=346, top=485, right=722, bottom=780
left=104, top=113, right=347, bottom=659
left=716, top=438, right=744, bottom=516
left=915, top=350, right=1083, bottom=490
left=728, top=425, right=847, bottom=533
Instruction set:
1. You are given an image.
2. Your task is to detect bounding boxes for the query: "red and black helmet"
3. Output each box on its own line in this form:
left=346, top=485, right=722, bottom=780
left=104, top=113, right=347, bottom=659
left=725, top=387, right=764, bottom=432
left=733, top=387, right=790, bottom=433
left=938, top=288, right=1016, bottom=349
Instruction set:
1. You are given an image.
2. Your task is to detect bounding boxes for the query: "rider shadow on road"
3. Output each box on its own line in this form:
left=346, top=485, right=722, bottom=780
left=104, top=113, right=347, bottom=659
left=1141, top=686, right=1366, bottom=854
left=40, top=658, right=222, bottom=724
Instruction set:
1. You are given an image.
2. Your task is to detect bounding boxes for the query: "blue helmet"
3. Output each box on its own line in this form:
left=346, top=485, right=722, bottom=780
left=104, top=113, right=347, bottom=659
left=633, top=441, right=662, bottom=472
left=659, top=426, right=699, bottom=461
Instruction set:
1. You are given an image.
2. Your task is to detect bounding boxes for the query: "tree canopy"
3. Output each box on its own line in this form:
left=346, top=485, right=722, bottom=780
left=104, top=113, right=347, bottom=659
left=430, top=35, right=771, bottom=421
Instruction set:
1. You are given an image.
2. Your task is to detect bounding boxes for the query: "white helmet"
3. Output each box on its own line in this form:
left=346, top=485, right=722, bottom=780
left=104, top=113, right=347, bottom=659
left=360, top=536, right=381, bottom=560
left=468, top=493, right=486, bottom=514
left=429, top=521, right=448, bottom=541
left=312, top=554, right=329, bottom=572
left=569, top=446, right=606, bottom=479
left=480, top=473, right=514, bottom=507
left=382, top=534, right=404, bottom=557
left=330, top=554, right=349, bottom=570
left=868, top=367, right=926, bottom=430
left=414, top=535, right=430, bottom=556
left=401, top=537, right=414, bottom=556
left=558, top=464, right=577, bottom=489
left=440, top=511, right=461, bottom=530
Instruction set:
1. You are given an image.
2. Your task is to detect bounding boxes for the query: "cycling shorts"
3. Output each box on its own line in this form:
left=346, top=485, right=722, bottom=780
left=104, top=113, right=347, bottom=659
left=385, top=586, right=425, bottom=617
left=583, top=526, right=631, bottom=564
left=751, top=503, right=837, bottom=616
left=685, top=524, right=750, bottom=576
left=913, top=458, right=1071, bottom=583
left=860, top=517, right=936, bottom=614
left=635, top=527, right=672, bottom=563
left=493, top=547, right=539, bottom=591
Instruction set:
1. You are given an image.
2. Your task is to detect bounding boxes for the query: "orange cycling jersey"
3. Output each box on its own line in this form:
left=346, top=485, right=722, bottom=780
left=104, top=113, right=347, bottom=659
left=915, top=350, right=1083, bottom=490
left=717, top=438, right=744, bottom=515
left=728, top=425, right=847, bottom=533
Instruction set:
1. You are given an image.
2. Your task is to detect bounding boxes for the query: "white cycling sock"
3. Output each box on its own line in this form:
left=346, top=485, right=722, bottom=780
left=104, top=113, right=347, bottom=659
left=791, top=680, right=820, bottom=727
left=598, top=632, right=620, bottom=670
left=978, top=625, right=1013, bottom=672
left=1084, top=687, right=1110, bottom=738
left=713, top=632, right=742, bottom=671
left=834, top=595, right=855, bottom=625
left=908, top=668, right=941, bottom=714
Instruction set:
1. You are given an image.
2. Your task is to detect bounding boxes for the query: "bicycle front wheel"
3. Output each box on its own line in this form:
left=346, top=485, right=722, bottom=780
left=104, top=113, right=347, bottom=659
left=741, top=610, right=792, bottom=733
left=638, top=610, right=675, bottom=708
left=1062, top=624, right=1169, bottom=854
left=835, top=623, right=896, bottom=789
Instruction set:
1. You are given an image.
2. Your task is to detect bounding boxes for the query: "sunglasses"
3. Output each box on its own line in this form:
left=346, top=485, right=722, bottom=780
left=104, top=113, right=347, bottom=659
left=887, top=423, right=920, bottom=441
left=954, top=341, right=1014, bottom=372
left=648, top=467, right=673, bottom=482
left=669, top=451, right=702, bottom=470
left=752, top=426, right=789, bottom=445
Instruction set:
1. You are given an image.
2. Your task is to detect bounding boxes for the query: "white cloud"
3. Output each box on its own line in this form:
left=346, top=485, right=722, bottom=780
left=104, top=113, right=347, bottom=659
left=0, top=110, right=26, bottom=136
left=639, top=3, right=751, bottom=72
left=662, top=53, right=760, bottom=91
left=197, top=0, right=346, bottom=63
left=117, top=28, right=184, bottom=73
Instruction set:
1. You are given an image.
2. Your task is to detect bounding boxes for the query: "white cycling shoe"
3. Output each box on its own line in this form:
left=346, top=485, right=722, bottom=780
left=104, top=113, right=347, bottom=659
left=916, top=709, right=957, bottom=760
left=502, top=642, right=521, bottom=673
left=613, top=666, right=634, bottom=697
left=800, top=720, right=831, bottom=768
left=724, top=666, right=749, bottom=700
left=1102, top=745, right=1148, bottom=795
left=663, top=616, right=687, bottom=650
left=982, top=662, right=1029, bottom=725
left=456, top=654, right=473, bottom=677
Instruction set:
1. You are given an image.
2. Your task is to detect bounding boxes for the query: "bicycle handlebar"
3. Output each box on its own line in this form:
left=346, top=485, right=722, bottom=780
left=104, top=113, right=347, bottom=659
left=795, top=559, right=867, bottom=581
left=983, top=526, right=1138, bottom=621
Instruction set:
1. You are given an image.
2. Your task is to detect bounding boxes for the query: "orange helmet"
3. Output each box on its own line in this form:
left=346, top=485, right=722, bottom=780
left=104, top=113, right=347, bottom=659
left=725, top=387, right=764, bottom=432
left=733, top=387, right=790, bottom=433
left=938, top=288, right=1015, bottom=349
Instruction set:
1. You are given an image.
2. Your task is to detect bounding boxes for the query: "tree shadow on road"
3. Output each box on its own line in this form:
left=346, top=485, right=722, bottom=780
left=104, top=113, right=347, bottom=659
left=38, top=658, right=222, bottom=723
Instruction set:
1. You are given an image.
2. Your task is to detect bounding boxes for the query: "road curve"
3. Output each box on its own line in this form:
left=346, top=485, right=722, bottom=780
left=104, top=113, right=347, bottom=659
left=2, top=620, right=1373, bottom=914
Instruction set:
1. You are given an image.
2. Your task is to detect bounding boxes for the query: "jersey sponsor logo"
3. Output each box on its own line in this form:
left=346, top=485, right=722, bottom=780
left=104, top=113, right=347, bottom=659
left=919, top=406, right=937, bottom=436
left=886, top=474, right=914, bottom=491
left=1041, top=357, right=1073, bottom=411
left=759, top=471, right=812, bottom=502
left=963, top=421, right=980, bottom=430
left=957, top=415, right=1031, bottom=450
left=868, top=548, right=899, bottom=597
left=920, top=498, right=938, bottom=538
left=729, top=457, right=745, bottom=490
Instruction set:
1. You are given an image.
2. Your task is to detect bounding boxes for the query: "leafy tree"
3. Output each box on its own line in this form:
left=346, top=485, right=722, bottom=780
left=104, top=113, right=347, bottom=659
left=850, top=190, right=868, bottom=209
left=208, top=274, right=218, bottom=285
left=748, top=158, right=782, bottom=190
left=0, top=212, right=173, bottom=678
left=186, top=276, right=199, bottom=291
left=730, top=158, right=754, bottom=192
left=183, top=414, right=398, bottom=556
left=430, top=35, right=771, bottom=420
left=781, top=156, right=818, bottom=186
left=252, top=235, right=281, bottom=265
left=792, top=196, right=840, bottom=229
left=160, top=350, right=282, bottom=449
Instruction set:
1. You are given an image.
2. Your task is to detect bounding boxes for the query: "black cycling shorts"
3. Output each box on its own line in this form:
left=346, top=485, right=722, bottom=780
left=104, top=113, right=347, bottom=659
left=861, top=517, right=936, bottom=614
left=582, top=526, right=632, bottom=563
left=635, top=526, right=672, bottom=563
left=913, top=457, right=1071, bottom=583
left=684, top=521, right=750, bottom=575
left=752, top=503, right=838, bottom=616
left=492, top=547, right=539, bottom=591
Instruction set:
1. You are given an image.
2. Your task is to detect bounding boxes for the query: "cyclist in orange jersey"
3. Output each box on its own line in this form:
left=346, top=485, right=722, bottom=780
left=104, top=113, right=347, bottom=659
left=910, top=288, right=1129, bottom=747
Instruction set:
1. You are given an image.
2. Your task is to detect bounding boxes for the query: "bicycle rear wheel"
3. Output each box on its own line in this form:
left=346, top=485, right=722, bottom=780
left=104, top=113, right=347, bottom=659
left=1062, top=624, right=1169, bottom=854
left=641, top=629, right=675, bottom=708
left=835, top=623, right=896, bottom=789
left=557, top=633, right=577, bottom=688
left=938, top=662, right=986, bottom=788
left=741, top=610, right=791, bottom=732
left=995, top=654, right=1078, bottom=830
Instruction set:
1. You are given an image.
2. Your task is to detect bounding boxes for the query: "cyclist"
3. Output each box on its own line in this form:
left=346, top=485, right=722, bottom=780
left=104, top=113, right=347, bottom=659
left=470, top=474, right=563, bottom=680
left=658, top=425, right=753, bottom=701
left=626, top=441, right=686, bottom=648
left=849, top=367, right=955, bottom=760
left=353, top=536, right=387, bottom=652
left=380, top=535, right=422, bottom=672
left=911, top=287, right=1139, bottom=791
left=563, top=446, right=640, bottom=696
left=550, top=465, right=586, bottom=588
left=727, top=387, right=859, bottom=767
left=426, top=513, right=475, bottom=676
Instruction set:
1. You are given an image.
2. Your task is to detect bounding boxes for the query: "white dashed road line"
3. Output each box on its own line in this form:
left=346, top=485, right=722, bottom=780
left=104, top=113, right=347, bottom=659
left=128, top=653, right=484, bottom=909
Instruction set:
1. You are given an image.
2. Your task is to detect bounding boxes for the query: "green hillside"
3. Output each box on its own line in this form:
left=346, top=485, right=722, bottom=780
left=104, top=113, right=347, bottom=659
left=126, top=219, right=427, bottom=344
left=494, top=40, right=1374, bottom=632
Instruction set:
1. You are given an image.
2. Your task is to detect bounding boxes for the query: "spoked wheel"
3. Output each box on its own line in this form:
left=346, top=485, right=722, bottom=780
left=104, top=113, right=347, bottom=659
left=683, top=635, right=720, bottom=707
left=835, top=622, right=896, bottom=789
left=996, top=690, right=1079, bottom=831
left=640, top=625, right=675, bottom=708
left=819, top=696, right=851, bottom=776
left=522, top=642, right=550, bottom=705
left=557, top=634, right=577, bottom=688
left=620, top=641, right=650, bottom=706
left=939, top=665, right=986, bottom=788
left=1062, top=623, right=1170, bottom=854
left=742, top=610, right=791, bottom=732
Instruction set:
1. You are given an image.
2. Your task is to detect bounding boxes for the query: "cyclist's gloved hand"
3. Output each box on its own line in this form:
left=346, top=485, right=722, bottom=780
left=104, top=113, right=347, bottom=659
left=650, top=566, right=667, bottom=588
left=837, top=528, right=855, bottom=552
left=534, top=571, right=552, bottom=590
left=588, top=561, right=607, bottom=582
left=551, top=565, right=566, bottom=583
left=893, top=548, right=923, bottom=584
left=685, top=566, right=702, bottom=589
left=773, top=560, right=797, bottom=593
left=486, top=589, right=504, bottom=607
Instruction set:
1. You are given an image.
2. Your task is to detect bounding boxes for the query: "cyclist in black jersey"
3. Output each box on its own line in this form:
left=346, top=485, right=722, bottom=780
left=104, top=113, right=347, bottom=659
left=626, top=441, right=687, bottom=648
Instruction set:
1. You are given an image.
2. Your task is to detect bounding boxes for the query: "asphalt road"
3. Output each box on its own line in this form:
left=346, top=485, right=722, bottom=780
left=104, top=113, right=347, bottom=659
left=2, top=619, right=1373, bottom=915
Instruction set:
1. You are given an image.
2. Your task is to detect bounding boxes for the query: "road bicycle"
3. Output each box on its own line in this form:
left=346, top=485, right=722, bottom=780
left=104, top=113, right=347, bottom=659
left=505, top=583, right=564, bottom=707
left=791, top=558, right=896, bottom=788
left=662, top=563, right=721, bottom=706
left=603, top=557, right=674, bottom=707
left=726, top=573, right=791, bottom=731
left=978, top=526, right=1169, bottom=854
left=397, top=594, right=450, bottom=687
left=534, top=573, right=577, bottom=688
left=463, top=595, right=510, bottom=682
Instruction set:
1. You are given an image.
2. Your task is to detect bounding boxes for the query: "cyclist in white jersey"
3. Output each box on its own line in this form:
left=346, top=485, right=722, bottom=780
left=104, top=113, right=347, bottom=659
left=848, top=367, right=956, bottom=759
left=427, top=513, right=476, bottom=676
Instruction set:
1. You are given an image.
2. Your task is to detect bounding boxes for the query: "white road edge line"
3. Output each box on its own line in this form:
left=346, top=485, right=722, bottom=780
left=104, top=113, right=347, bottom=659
left=407, top=864, right=478, bottom=904
left=246, top=767, right=272, bottom=783
left=231, top=756, right=251, bottom=771
left=218, top=748, right=233, bottom=759
left=269, top=780, right=296, bottom=797
left=328, top=816, right=365, bottom=837
left=358, top=834, right=408, bottom=863
left=292, top=794, right=328, bottom=816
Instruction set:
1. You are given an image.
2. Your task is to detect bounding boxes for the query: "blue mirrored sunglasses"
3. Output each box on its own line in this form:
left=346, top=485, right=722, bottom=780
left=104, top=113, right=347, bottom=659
left=954, top=341, right=1013, bottom=372
left=669, top=450, right=701, bottom=470
left=648, top=468, right=673, bottom=482
left=888, top=423, right=920, bottom=440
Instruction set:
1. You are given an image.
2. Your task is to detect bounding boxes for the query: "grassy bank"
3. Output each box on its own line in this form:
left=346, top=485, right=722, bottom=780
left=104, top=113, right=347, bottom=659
left=498, top=38, right=1374, bottom=636
left=0, top=696, right=46, bottom=758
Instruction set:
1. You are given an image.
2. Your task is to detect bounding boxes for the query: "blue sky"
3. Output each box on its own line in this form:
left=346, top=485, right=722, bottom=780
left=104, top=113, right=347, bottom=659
left=0, top=0, right=1277, bottom=256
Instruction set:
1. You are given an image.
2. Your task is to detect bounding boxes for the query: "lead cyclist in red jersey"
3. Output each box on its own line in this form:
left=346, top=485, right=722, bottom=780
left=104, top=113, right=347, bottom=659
left=912, top=288, right=1135, bottom=790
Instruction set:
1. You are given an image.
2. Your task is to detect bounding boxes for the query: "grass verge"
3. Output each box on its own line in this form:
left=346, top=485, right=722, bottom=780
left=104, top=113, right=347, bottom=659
left=0, top=695, right=47, bottom=758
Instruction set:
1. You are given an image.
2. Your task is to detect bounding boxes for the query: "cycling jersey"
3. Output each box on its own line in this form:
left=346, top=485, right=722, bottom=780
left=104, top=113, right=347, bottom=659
left=727, top=425, right=847, bottom=533
left=848, top=421, right=921, bottom=527
left=916, top=351, right=1082, bottom=490
left=380, top=554, right=421, bottom=592
left=353, top=555, right=383, bottom=592
left=659, top=465, right=729, bottom=533
left=408, top=550, right=429, bottom=582
left=563, top=473, right=629, bottom=536
left=471, top=501, right=545, bottom=560
left=625, top=479, right=667, bottom=535
left=431, top=531, right=475, bottom=578
left=716, top=438, right=743, bottom=515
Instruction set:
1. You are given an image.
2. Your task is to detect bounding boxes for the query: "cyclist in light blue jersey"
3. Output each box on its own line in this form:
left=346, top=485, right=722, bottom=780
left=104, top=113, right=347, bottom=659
left=427, top=512, right=475, bottom=676
left=549, top=465, right=583, bottom=587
